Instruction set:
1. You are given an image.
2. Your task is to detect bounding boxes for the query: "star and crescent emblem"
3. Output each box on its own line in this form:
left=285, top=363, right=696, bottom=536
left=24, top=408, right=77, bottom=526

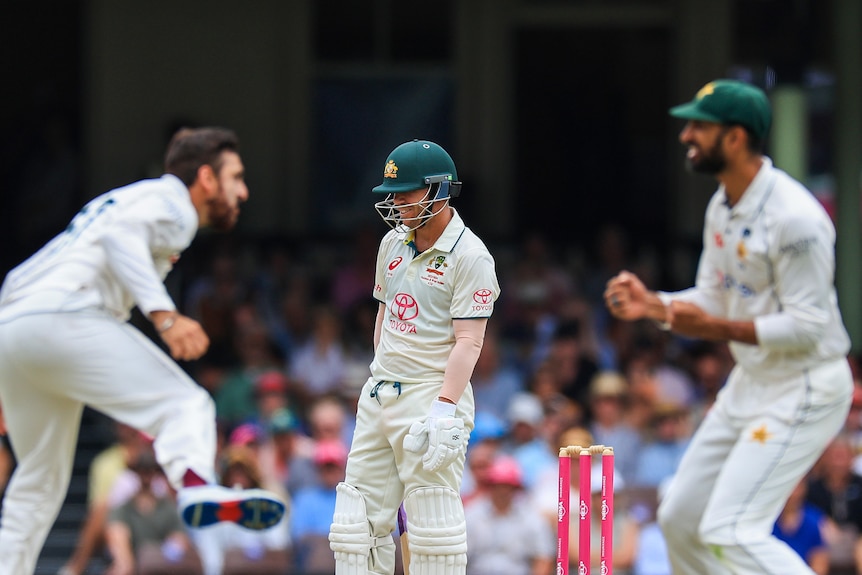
left=750, top=424, right=773, bottom=444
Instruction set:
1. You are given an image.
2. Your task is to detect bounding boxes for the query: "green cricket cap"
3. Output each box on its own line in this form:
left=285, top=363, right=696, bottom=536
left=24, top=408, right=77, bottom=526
left=372, top=139, right=458, bottom=194
left=669, top=79, right=772, bottom=140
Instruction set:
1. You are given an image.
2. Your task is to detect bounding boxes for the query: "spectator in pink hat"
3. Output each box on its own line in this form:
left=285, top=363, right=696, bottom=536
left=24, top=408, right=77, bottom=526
left=228, top=423, right=265, bottom=451
left=253, top=371, right=291, bottom=423
left=291, top=439, right=348, bottom=573
left=465, top=455, right=554, bottom=575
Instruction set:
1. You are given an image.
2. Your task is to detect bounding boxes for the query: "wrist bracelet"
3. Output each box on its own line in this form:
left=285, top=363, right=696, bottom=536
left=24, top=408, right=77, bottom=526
left=157, top=314, right=178, bottom=333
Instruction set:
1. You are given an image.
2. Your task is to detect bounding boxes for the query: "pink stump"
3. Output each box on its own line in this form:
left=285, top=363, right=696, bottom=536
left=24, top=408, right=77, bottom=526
left=601, top=449, right=614, bottom=575
left=557, top=450, right=571, bottom=575
left=579, top=449, right=591, bottom=575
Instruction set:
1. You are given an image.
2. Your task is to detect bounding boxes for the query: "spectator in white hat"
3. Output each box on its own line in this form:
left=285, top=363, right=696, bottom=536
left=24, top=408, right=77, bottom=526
left=587, top=370, right=641, bottom=484
left=503, top=392, right=556, bottom=489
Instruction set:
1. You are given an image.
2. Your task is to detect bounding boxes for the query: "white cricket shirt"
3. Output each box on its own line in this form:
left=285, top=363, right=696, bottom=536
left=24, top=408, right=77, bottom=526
left=660, top=157, right=851, bottom=380
left=370, top=208, right=500, bottom=384
left=0, top=174, right=197, bottom=322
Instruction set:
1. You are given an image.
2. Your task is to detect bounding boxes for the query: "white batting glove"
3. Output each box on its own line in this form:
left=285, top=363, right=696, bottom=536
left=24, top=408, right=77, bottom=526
left=403, top=400, right=469, bottom=472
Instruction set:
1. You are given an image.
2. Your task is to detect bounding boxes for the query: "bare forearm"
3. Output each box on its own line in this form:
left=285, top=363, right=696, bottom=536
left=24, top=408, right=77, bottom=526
left=439, top=319, right=486, bottom=404
left=439, top=337, right=482, bottom=403
left=671, top=310, right=758, bottom=345
left=373, top=303, right=385, bottom=350
left=105, top=523, right=135, bottom=569
left=642, top=291, right=672, bottom=324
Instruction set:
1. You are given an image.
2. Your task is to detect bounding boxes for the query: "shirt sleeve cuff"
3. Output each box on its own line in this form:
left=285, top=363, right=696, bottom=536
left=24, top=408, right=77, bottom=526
left=137, top=292, right=177, bottom=317
left=754, top=313, right=797, bottom=349
left=654, top=292, right=674, bottom=331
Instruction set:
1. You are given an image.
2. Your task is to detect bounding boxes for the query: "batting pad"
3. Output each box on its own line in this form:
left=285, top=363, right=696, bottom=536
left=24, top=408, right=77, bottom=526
left=330, top=482, right=372, bottom=575
left=404, top=486, right=467, bottom=575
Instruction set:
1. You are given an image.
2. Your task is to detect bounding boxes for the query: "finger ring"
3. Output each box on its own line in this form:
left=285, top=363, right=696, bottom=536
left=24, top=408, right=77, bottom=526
left=611, top=295, right=620, bottom=307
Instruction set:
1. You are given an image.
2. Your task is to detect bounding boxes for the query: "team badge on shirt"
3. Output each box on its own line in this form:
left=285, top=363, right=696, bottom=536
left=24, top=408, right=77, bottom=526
left=423, top=255, right=448, bottom=280
left=421, top=256, right=448, bottom=286
left=429, top=255, right=447, bottom=269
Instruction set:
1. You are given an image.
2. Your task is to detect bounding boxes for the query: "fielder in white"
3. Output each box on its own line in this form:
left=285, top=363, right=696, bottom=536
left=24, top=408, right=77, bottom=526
left=328, top=140, right=500, bottom=575
left=605, top=80, right=853, bottom=574
left=0, top=127, right=285, bottom=575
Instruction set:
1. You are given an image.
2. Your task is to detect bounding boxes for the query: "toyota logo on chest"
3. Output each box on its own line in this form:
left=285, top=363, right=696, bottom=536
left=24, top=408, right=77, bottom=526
left=390, top=293, right=419, bottom=320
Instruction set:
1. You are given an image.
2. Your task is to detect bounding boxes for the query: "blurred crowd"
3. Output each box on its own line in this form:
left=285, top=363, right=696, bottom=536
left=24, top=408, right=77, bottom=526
left=3, top=224, right=862, bottom=575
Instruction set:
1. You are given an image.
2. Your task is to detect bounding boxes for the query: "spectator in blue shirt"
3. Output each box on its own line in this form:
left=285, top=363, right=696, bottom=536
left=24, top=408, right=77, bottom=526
left=290, top=439, right=348, bottom=573
left=633, top=402, right=691, bottom=488
left=773, top=478, right=830, bottom=575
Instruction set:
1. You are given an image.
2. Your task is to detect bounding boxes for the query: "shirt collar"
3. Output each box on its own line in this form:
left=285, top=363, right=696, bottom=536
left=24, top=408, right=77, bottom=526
left=722, top=156, right=774, bottom=218
left=161, top=173, right=200, bottom=228
left=162, top=173, right=190, bottom=195
left=402, top=207, right=466, bottom=254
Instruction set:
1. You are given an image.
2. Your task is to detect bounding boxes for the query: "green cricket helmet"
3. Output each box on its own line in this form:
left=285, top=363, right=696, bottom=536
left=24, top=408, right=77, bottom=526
left=372, top=139, right=462, bottom=231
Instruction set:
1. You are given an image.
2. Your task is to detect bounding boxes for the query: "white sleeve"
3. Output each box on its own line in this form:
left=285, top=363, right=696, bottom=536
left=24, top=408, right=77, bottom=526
left=754, top=214, right=834, bottom=351
left=101, top=220, right=176, bottom=315
left=99, top=194, right=192, bottom=315
left=450, top=248, right=500, bottom=319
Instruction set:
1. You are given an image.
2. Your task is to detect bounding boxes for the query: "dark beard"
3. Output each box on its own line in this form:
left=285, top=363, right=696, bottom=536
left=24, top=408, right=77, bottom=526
left=206, top=197, right=237, bottom=231
left=687, top=152, right=726, bottom=175
left=686, top=131, right=727, bottom=175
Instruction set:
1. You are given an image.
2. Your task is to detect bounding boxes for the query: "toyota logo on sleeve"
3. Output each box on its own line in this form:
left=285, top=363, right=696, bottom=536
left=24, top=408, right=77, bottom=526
left=472, top=289, right=493, bottom=304
left=472, top=289, right=494, bottom=311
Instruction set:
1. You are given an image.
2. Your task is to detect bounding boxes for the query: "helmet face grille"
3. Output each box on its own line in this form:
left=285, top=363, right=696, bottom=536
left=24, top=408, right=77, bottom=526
left=374, top=187, right=451, bottom=232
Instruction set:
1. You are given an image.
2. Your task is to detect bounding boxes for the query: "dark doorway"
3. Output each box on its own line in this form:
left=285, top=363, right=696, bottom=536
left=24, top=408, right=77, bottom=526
left=515, top=26, right=671, bottom=262
left=1, top=3, right=84, bottom=275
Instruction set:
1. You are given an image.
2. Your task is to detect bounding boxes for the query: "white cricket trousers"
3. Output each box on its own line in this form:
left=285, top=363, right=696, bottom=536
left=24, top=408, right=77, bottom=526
left=343, top=378, right=474, bottom=575
left=657, top=358, right=853, bottom=575
left=0, top=310, right=217, bottom=575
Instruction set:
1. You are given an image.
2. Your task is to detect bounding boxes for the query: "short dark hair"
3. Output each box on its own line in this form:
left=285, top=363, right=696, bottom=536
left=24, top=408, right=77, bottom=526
left=728, top=124, right=765, bottom=154
left=164, top=127, right=239, bottom=186
left=745, top=126, right=765, bottom=154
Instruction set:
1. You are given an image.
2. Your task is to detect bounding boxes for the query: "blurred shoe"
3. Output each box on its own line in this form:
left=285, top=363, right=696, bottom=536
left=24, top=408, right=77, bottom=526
left=178, top=484, right=285, bottom=530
